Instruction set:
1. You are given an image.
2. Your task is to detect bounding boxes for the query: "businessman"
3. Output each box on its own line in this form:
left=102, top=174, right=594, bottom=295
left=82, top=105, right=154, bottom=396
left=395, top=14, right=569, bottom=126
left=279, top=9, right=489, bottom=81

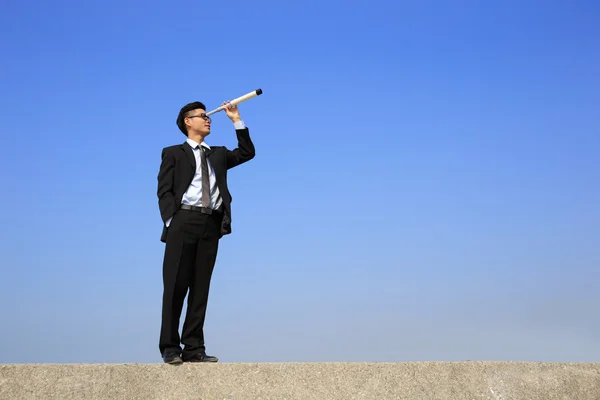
left=157, top=99, right=255, bottom=364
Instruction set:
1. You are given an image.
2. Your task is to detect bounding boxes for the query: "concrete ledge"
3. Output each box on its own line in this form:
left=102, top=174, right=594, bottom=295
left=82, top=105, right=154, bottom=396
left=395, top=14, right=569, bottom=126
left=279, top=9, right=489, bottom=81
left=1, top=362, right=599, bottom=399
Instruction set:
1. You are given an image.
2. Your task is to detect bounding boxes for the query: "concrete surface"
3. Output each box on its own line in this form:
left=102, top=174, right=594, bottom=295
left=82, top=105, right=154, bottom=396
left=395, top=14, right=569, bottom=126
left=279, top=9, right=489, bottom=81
left=1, top=362, right=599, bottom=399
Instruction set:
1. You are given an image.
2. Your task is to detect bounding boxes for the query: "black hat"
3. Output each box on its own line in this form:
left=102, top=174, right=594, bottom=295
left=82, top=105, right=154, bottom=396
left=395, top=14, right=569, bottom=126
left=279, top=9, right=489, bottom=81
left=176, top=101, right=206, bottom=135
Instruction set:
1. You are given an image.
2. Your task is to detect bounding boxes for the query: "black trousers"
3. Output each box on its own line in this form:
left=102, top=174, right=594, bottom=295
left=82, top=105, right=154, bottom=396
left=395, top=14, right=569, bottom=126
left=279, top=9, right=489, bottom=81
left=159, top=208, right=222, bottom=358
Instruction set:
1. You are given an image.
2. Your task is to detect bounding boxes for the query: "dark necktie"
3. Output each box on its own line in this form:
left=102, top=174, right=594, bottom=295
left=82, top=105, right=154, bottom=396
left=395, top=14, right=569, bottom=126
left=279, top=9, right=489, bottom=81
left=199, top=146, right=210, bottom=208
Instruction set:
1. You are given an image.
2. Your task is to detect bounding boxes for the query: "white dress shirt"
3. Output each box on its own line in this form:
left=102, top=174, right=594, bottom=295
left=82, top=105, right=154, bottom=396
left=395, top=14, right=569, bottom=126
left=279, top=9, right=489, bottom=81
left=166, top=120, right=245, bottom=227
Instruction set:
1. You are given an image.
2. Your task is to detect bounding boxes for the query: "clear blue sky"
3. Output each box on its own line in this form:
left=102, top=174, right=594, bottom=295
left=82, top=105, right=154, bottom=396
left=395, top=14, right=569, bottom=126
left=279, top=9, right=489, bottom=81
left=1, top=0, right=599, bottom=364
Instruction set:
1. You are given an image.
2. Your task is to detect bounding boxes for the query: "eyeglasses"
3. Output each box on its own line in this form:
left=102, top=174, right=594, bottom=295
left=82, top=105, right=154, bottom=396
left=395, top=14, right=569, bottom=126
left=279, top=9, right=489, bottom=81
left=187, top=113, right=211, bottom=122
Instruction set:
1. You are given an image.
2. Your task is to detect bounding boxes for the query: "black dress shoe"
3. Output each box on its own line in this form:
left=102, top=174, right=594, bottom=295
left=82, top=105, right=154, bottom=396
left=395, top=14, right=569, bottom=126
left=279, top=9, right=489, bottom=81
left=184, top=353, right=218, bottom=363
left=163, top=351, right=183, bottom=364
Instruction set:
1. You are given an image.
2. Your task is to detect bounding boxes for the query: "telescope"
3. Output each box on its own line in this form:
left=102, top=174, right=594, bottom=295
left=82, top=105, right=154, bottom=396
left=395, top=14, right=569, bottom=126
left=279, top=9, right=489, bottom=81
left=206, top=88, right=263, bottom=116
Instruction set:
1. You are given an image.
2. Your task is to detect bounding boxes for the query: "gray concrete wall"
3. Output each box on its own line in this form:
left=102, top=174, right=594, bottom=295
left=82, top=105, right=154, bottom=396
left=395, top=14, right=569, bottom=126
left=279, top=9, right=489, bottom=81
left=1, top=362, right=599, bottom=399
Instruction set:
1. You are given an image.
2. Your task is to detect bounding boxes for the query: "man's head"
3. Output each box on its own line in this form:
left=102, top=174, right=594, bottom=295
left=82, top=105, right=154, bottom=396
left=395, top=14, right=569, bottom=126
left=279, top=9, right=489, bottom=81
left=176, top=101, right=211, bottom=138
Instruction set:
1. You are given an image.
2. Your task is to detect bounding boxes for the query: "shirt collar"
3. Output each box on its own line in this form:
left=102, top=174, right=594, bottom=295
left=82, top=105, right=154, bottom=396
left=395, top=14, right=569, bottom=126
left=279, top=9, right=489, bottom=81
left=186, top=138, right=210, bottom=150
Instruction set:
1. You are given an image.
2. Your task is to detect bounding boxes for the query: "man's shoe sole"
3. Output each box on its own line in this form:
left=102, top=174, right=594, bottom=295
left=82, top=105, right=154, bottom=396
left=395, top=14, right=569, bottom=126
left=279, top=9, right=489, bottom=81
left=184, top=357, right=219, bottom=363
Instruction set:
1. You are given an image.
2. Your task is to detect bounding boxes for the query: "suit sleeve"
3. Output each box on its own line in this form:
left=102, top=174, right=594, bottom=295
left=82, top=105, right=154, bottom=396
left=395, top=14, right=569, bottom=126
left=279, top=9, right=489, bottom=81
left=226, top=127, right=256, bottom=169
left=157, top=148, right=176, bottom=223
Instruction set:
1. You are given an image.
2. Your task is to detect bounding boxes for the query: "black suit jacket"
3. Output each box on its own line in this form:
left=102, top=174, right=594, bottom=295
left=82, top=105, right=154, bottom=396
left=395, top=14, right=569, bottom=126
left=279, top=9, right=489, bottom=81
left=157, top=127, right=255, bottom=242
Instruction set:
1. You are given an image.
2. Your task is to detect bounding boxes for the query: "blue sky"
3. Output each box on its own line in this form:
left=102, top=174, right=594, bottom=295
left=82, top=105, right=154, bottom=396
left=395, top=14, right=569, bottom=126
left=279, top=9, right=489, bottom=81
left=1, top=0, right=599, bottom=363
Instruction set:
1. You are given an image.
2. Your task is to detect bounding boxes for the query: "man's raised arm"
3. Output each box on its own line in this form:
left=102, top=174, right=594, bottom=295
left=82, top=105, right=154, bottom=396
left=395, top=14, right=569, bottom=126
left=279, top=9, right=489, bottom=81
left=220, top=100, right=256, bottom=169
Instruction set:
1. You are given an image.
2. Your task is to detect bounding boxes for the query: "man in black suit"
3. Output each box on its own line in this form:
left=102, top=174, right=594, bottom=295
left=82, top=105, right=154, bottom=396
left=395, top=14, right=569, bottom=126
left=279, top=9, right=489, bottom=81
left=157, top=99, right=255, bottom=364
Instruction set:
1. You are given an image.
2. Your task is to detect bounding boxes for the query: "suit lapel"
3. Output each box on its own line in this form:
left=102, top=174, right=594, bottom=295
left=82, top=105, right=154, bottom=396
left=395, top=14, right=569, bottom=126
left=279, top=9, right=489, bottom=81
left=182, top=142, right=196, bottom=170
left=205, top=148, right=218, bottom=176
left=206, top=148, right=226, bottom=196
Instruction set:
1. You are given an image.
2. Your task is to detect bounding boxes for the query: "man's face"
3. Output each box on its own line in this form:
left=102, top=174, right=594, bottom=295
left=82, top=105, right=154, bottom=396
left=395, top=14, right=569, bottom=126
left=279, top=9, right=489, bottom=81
left=185, top=109, right=211, bottom=136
